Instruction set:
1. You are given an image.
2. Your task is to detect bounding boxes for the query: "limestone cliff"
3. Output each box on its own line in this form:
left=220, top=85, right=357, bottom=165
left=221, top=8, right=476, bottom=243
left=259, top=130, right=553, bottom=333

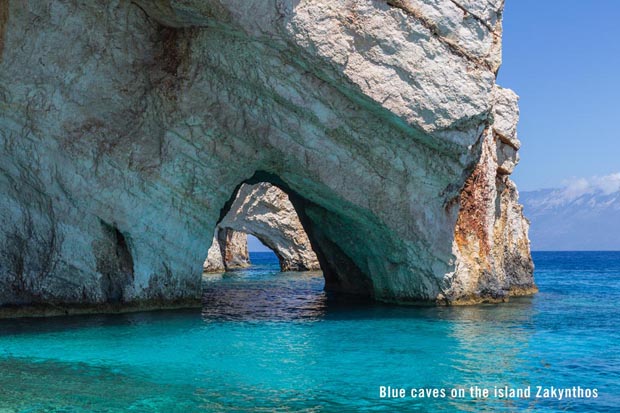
left=0, top=0, right=535, bottom=313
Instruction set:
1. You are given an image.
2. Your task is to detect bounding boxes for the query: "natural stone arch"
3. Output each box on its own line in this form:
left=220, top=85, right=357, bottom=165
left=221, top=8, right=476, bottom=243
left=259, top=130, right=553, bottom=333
left=205, top=182, right=320, bottom=273
left=0, top=0, right=535, bottom=314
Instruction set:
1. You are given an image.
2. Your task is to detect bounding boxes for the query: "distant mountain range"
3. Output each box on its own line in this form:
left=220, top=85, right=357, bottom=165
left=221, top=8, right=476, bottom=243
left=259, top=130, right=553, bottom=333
left=520, top=174, right=620, bottom=250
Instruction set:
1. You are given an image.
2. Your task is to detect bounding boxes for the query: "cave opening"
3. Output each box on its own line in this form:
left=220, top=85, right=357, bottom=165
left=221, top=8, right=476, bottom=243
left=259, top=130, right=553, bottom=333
left=202, top=179, right=321, bottom=275
left=97, top=221, right=135, bottom=303
left=201, top=171, right=376, bottom=302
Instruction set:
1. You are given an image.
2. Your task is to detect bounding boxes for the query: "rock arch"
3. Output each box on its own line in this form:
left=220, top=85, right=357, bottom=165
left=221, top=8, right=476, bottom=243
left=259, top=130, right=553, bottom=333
left=0, top=0, right=535, bottom=314
left=204, top=183, right=320, bottom=273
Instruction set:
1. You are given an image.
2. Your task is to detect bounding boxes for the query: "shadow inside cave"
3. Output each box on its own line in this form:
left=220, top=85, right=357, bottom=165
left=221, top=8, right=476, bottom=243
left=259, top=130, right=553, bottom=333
left=201, top=172, right=376, bottom=302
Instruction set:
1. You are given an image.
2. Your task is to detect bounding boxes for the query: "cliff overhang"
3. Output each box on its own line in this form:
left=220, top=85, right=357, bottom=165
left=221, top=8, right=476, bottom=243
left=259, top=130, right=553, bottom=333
left=0, top=0, right=535, bottom=315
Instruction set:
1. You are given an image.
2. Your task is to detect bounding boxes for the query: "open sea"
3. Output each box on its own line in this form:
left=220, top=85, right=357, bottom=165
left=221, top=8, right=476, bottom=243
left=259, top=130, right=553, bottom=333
left=0, top=251, right=618, bottom=412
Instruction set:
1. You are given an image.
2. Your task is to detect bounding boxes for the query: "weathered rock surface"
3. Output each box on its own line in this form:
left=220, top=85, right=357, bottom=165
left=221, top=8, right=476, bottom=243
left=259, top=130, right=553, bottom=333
left=218, top=228, right=251, bottom=270
left=203, top=234, right=225, bottom=273
left=207, top=183, right=320, bottom=272
left=203, top=228, right=251, bottom=272
left=0, top=0, right=535, bottom=313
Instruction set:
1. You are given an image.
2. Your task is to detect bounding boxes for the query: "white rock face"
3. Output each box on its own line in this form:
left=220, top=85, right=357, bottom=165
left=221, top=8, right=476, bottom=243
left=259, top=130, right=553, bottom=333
left=205, top=183, right=320, bottom=272
left=0, top=0, right=534, bottom=312
left=218, top=229, right=251, bottom=269
left=203, top=234, right=225, bottom=273
left=203, top=229, right=251, bottom=272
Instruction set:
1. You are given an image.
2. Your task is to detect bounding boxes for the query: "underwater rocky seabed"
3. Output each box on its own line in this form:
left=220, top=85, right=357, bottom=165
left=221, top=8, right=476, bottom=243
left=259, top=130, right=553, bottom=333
left=0, top=251, right=617, bottom=413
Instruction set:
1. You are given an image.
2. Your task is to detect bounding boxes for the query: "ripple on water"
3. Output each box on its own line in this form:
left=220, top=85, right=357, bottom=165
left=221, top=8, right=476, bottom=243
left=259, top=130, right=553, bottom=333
left=0, top=251, right=617, bottom=412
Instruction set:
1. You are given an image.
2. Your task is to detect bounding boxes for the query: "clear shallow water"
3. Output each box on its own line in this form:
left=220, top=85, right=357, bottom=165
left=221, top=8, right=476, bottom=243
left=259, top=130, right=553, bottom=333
left=0, top=251, right=618, bottom=412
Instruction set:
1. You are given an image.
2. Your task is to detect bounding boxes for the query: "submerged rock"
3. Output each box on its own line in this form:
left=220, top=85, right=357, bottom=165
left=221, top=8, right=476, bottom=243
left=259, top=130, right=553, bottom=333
left=0, top=0, right=535, bottom=313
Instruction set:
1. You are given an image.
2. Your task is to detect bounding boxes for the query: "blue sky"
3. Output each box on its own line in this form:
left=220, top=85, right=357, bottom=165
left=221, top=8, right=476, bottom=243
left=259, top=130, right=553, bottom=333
left=248, top=235, right=271, bottom=252
left=498, top=0, right=620, bottom=191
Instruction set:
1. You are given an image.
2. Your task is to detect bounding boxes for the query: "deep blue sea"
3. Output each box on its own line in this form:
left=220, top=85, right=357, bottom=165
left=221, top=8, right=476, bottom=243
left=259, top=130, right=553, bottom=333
left=0, top=251, right=618, bottom=412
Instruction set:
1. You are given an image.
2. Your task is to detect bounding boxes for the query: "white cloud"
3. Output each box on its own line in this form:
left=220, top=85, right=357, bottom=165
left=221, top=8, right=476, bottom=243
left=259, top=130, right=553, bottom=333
left=562, top=177, right=591, bottom=199
left=560, top=172, right=620, bottom=200
left=593, top=172, right=620, bottom=194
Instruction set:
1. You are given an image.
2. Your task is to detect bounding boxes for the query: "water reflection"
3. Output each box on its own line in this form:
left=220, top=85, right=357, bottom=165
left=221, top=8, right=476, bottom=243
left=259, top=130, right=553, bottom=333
left=201, top=268, right=542, bottom=326
left=0, top=252, right=617, bottom=412
left=202, top=270, right=328, bottom=322
left=443, top=300, right=537, bottom=412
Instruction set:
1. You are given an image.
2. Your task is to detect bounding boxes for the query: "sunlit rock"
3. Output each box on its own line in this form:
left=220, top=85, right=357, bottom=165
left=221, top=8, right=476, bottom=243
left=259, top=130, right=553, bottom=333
left=203, top=229, right=251, bottom=273
left=205, top=183, right=320, bottom=272
left=203, top=234, right=225, bottom=273
left=0, top=0, right=535, bottom=312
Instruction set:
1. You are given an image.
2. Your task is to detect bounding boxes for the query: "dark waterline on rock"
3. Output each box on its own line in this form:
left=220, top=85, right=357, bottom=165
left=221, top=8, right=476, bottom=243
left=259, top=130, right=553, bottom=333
left=0, top=251, right=618, bottom=412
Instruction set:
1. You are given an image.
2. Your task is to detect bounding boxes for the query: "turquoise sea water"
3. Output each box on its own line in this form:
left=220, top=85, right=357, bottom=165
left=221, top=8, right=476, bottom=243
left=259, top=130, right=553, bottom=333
left=0, top=251, right=618, bottom=412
